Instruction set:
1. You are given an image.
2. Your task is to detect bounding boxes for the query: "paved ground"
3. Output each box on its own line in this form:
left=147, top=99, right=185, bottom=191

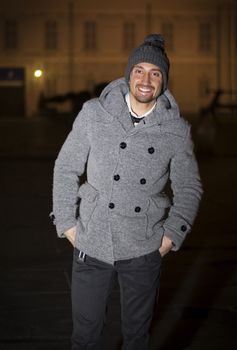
left=0, top=115, right=236, bottom=349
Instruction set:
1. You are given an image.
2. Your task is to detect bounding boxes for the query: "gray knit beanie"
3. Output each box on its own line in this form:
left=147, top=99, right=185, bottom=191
left=125, top=33, right=170, bottom=92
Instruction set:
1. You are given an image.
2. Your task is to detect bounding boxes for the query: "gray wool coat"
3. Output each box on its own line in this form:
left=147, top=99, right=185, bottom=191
left=52, top=78, right=203, bottom=264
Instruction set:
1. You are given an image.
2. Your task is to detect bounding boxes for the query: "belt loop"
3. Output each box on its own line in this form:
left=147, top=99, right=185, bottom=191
left=77, top=250, right=86, bottom=262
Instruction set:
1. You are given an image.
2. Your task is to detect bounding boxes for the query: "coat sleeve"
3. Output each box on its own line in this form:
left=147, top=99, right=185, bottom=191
left=163, top=125, right=203, bottom=250
left=52, top=105, right=90, bottom=237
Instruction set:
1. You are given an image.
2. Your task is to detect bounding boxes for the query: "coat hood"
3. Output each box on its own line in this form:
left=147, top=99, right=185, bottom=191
left=98, top=77, right=181, bottom=124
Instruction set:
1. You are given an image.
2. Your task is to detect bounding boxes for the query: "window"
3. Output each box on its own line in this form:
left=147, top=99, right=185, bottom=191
left=235, top=18, right=237, bottom=55
left=161, top=22, right=174, bottom=51
left=123, top=22, right=135, bottom=51
left=199, top=77, right=210, bottom=98
left=84, top=21, right=97, bottom=50
left=199, top=22, right=212, bottom=53
left=4, top=20, right=18, bottom=49
left=45, top=21, right=58, bottom=50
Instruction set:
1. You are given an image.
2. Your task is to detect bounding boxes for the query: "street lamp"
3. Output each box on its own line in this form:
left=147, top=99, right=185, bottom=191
left=34, top=69, right=43, bottom=78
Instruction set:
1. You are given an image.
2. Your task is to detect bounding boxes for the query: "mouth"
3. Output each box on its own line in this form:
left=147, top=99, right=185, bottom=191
left=137, top=85, right=154, bottom=94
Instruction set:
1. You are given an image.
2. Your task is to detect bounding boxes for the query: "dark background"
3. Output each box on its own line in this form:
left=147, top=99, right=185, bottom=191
left=0, top=0, right=237, bottom=348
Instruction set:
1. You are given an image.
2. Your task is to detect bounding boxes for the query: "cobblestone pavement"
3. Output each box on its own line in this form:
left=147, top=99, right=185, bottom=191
left=0, top=116, right=236, bottom=349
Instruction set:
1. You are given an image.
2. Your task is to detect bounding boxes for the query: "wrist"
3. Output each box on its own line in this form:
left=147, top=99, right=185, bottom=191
left=64, top=226, right=76, bottom=243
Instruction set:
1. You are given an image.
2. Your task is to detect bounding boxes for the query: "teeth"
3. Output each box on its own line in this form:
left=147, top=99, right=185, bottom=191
left=139, top=87, right=151, bottom=92
left=138, top=85, right=152, bottom=93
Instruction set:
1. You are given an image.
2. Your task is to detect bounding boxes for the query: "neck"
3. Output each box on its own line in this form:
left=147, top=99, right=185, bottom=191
left=129, top=93, right=156, bottom=116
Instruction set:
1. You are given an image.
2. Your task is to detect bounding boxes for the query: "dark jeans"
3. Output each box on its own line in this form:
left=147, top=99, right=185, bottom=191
left=71, top=248, right=162, bottom=350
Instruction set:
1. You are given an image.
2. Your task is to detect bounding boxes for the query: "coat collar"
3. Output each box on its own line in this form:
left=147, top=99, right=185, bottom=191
left=98, top=78, right=181, bottom=133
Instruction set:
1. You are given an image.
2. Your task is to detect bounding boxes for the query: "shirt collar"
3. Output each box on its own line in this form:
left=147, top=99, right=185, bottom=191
left=125, top=93, right=157, bottom=118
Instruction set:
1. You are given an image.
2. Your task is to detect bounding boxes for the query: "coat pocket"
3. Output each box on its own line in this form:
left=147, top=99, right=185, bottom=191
left=146, top=193, right=171, bottom=239
left=150, top=193, right=171, bottom=209
left=78, top=182, right=99, bottom=228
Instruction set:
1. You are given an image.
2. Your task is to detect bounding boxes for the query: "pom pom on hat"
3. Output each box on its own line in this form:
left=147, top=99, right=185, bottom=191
left=144, top=33, right=165, bottom=49
left=125, top=33, right=170, bottom=93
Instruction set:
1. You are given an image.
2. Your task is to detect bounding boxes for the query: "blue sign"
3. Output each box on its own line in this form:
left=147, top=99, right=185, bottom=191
left=0, top=68, right=25, bottom=81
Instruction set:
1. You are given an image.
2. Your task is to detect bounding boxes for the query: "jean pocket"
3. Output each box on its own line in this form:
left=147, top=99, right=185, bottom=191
left=146, top=249, right=162, bottom=263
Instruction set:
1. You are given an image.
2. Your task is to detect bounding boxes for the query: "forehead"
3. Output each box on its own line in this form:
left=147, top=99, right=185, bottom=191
left=132, top=62, right=161, bottom=71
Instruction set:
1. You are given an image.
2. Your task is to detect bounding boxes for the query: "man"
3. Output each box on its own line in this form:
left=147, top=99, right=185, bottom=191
left=52, top=34, right=203, bottom=350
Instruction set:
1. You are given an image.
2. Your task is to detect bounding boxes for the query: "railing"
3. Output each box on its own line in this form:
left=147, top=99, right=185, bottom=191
left=199, top=89, right=237, bottom=124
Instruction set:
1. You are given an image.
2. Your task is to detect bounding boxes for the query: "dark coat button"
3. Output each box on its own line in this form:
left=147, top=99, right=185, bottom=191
left=109, top=202, right=115, bottom=209
left=114, top=174, right=120, bottom=181
left=148, top=147, right=155, bottom=154
left=49, top=212, right=56, bottom=224
left=140, top=178, right=146, bottom=185
left=135, top=206, right=141, bottom=213
left=120, top=142, right=127, bottom=149
left=50, top=213, right=55, bottom=221
left=181, top=225, right=187, bottom=232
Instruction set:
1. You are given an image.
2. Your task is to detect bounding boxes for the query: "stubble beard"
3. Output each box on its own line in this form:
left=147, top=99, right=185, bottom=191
left=134, top=84, right=157, bottom=104
left=134, top=92, right=157, bottom=104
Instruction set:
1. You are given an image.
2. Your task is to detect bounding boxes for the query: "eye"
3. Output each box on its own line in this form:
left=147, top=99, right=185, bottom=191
left=152, top=71, right=162, bottom=78
left=133, top=67, right=143, bottom=75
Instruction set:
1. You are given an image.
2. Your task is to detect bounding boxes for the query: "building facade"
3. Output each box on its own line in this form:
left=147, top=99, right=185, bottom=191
left=0, top=0, right=236, bottom=117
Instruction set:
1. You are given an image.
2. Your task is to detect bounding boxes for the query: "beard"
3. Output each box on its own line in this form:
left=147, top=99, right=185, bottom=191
left=134, top=94, right=157, bottom=104
left=133, top=85, right=157, bottom=104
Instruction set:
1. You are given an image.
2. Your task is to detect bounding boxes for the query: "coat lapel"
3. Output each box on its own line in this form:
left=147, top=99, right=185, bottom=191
left=116, top=104, right=134, bottom=133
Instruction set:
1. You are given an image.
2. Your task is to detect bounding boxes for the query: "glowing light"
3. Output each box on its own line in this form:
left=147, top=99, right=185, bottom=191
left=34, top=69, right=43, bottom=78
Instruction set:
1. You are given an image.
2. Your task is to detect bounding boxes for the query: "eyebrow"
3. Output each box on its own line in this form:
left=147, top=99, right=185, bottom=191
left=133, top=65, right=161, bottom=72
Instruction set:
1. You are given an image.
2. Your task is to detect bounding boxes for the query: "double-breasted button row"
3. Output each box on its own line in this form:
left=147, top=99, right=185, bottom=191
left=113, top=173, right=146, bottom=185
left=120, top=141, right=155, bottom=155
left=108, top=203, right=142, bottom=213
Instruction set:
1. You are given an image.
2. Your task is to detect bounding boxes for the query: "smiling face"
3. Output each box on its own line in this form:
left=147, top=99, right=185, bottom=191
left=129, top=62, right=163, bottom=114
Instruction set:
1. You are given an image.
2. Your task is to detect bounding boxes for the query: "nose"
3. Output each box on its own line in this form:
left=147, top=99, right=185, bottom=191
left=142, top=72, right=151, bottom=84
